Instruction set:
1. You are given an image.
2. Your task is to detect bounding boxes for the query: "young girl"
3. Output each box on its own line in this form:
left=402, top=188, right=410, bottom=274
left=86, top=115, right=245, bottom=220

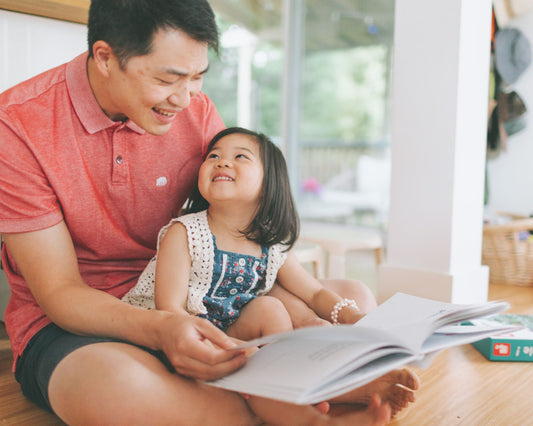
left=123, top=127, right=418, bottom=424
left=123, top=127, right=363, bottom=335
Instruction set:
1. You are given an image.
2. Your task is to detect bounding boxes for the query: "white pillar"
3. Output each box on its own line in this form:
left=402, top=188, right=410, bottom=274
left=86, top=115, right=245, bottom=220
left=237, top=43, right=255, bottom=128
left=377, top=0, right=492, bottom=304
left=221, top=25, right=257, bottom=129
left=282, top=0, right=305, bottom=196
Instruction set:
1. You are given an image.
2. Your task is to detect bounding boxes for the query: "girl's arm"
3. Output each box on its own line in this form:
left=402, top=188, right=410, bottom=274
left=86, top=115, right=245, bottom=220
left=276, top=251, right=363, bottom=324
left=154, top=222, right=192, bottom=313
left=154, top=224, right=257, bottom=357
left=154, top=223, right=252, bottom=373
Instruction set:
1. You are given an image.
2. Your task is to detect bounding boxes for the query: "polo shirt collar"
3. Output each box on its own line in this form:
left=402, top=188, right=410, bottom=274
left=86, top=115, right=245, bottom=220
left=66, top=52, right=145, bottom=135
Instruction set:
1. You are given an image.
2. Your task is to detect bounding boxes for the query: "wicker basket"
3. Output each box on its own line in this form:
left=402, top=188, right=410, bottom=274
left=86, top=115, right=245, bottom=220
left=482, top=217, right=533, bottom=286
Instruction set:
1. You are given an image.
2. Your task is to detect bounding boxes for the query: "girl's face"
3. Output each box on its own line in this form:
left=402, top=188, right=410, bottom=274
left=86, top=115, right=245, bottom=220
left=198, top=133, right=264, bottom=208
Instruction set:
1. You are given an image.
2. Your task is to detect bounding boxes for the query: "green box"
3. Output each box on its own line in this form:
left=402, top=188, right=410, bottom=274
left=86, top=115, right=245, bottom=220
left=471, top=314, right=533, bottom=362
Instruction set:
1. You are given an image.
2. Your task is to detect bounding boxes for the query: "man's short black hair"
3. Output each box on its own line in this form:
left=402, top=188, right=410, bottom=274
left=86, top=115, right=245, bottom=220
left=88, top=0, right=219, bottom=68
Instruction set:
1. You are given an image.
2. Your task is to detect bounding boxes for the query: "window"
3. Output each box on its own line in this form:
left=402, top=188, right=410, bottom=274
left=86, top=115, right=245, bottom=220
left=205, top=0, right=395, bottom=227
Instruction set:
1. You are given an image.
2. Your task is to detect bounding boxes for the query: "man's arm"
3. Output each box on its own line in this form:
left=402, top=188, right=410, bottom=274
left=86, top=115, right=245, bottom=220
left=2, top=221, right=246, bottom=380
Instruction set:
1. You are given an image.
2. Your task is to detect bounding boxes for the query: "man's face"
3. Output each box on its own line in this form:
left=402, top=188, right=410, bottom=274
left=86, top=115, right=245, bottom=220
left=103, top=28, right=209, bottom=135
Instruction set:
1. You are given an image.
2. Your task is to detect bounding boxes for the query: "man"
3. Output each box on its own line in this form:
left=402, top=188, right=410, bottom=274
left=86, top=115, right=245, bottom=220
left=0, top=0, right=410, bottom=424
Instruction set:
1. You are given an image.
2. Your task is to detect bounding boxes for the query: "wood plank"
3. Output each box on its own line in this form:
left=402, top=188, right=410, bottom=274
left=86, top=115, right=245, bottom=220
left=392, top=284, right=533, bottom=425
left=0, top=0, right=89, bottom=24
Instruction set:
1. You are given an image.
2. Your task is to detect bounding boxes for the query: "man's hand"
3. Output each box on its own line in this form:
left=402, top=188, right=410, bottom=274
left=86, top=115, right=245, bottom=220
left=155, top=311, right=247, bottom=381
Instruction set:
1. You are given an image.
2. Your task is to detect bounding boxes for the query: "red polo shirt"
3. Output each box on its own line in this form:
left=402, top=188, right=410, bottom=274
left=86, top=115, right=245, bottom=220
left=0, top=52, right=225, bottom=366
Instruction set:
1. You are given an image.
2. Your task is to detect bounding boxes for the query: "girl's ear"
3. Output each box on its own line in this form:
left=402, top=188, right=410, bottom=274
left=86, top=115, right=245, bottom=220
left=91, top=40, right=116, bottom=77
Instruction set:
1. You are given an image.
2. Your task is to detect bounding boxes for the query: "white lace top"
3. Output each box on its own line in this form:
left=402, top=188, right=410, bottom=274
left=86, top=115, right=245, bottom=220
left=122, top=210, right=288, bottom=314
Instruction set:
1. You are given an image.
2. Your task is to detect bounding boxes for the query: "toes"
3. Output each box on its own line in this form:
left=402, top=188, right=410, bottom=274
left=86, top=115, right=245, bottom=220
left=398, top=368, right=421, bottom=390
left=389, top=384, right=416, bottom=407
left=388, top=388, right=416, bottom=418
left=314, top=401, right=330, bottom=415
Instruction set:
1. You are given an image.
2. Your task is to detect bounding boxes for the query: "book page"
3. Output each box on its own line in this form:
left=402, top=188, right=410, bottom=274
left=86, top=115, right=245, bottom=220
left=207, top=293, right=511, bottom=404
left=302, top=352, right=421, bottom=403
left=357, top=293, right=508, bottom=333
left=421, top=323, right=519, bottom=353
left=208, top=331, right=414, bottom=404
left=355, top=293, right=509, bottom=352
left=234, top=321, right=398, bottom=349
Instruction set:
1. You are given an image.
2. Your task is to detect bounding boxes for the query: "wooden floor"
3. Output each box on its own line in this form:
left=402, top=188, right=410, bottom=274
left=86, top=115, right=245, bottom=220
left=392, top=284, right=533, bottom=426
left=1, top=283, right=532, bottom=425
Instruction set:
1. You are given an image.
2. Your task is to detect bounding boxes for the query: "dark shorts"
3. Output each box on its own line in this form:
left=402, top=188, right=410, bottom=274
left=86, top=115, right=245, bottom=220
left=14, top=323, right=168, bottom=412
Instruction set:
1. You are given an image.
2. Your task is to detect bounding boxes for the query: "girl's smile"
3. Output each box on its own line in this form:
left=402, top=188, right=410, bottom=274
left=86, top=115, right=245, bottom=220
left=212, top=173, right=234, bottom=182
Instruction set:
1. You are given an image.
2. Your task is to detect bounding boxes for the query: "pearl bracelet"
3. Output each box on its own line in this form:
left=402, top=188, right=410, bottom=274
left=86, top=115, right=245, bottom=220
left=330, top=298, right=359, bottom=324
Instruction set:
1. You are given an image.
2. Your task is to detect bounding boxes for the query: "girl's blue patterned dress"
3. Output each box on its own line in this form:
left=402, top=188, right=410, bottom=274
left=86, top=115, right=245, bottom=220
left=199, top=235, right=269, bottom=331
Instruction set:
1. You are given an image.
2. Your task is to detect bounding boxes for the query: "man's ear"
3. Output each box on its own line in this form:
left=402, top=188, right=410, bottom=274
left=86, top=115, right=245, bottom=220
left=91, top=40, right=115, bottom=77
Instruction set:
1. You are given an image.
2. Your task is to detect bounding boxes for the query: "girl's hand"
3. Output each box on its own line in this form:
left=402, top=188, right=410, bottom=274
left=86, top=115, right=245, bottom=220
left=156, top=311, right=247, bottom=381
left=338, top=306, right=365, bottom=325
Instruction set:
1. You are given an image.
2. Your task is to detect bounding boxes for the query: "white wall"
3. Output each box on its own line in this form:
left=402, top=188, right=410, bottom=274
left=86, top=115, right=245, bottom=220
left=0, top=10, right=87, bottom=320
left=0, top=10, right=86, bottom=91
left=486, top=9, right=533, bottom=217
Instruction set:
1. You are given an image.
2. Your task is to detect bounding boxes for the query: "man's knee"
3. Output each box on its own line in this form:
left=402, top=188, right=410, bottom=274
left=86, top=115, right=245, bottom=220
left=320, top=278, right=377, bottom=312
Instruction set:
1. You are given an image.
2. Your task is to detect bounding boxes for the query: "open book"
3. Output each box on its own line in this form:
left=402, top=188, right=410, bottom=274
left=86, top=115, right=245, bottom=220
left=207, top=293, right=518, bottom=404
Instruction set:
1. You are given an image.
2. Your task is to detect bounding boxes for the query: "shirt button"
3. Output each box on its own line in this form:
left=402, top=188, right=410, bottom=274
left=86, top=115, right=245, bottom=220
left=229, top=288, right=238, bottom=295
left=238, top=258, right=246, bottom=266
left=116, top=156, right=123, bottom=164
left=236, top=276, right=244, bottom=283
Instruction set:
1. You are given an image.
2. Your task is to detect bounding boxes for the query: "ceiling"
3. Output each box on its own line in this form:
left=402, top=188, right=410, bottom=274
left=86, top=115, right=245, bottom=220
left=209, top=0, right=395, bottom=51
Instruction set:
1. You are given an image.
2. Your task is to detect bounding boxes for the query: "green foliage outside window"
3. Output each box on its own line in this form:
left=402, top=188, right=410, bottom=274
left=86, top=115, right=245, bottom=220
left=203, top=16, right=391, bottom=145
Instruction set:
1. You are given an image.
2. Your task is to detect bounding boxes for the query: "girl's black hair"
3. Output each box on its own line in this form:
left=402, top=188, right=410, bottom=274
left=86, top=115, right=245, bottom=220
left=88, top=0, right=219, bottom=69
left=185, top=127, right=300, bottom=250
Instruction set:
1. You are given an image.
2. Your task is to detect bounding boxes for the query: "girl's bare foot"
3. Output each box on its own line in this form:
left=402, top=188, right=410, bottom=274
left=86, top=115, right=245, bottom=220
left=321, top=395, right=391, bottom=426
left=330, top=368, right=420, bottom=417
left=247, top=394, right=389, bottom=426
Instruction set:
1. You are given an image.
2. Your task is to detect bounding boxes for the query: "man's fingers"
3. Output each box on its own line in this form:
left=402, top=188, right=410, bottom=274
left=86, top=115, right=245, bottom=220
left=172, top=350, right=247, bottom=381
left=164, top=317, right=248, bottom=380
left=195, top=317, right=241, bottom=351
